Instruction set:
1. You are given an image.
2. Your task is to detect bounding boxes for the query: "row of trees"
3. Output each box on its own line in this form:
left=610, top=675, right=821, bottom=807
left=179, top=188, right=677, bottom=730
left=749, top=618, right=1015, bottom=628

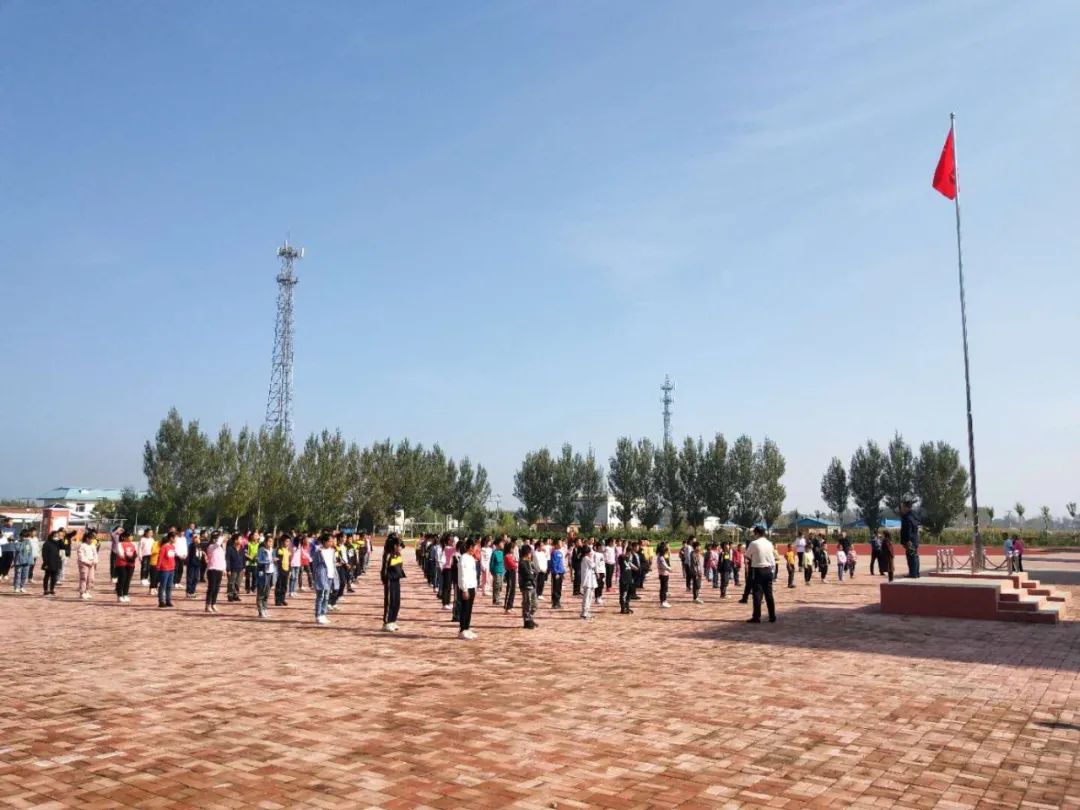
left=121, top=409, right=491, bottom=531
left=514, top=434, right=786, bottom=531
left=820, top=432, right=968, bottom=536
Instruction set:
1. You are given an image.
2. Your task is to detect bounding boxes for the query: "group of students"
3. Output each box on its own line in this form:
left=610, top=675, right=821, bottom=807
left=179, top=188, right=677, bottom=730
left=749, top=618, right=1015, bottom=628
left=3, top=517, right=927, bottom=637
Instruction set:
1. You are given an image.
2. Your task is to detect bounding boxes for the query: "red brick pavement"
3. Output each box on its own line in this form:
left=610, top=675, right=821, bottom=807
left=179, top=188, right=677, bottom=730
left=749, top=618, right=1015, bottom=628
left=1, top=551, right=1079, bottom=809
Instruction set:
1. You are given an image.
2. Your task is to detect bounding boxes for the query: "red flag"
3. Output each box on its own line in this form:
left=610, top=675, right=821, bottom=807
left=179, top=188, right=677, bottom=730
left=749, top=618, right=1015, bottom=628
left=933, top=128, right=957, bottom=199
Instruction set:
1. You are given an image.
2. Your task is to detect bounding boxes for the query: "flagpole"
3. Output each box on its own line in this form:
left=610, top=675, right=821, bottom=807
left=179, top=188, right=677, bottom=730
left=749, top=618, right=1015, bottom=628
left=950, top=112, right=983, bottom=571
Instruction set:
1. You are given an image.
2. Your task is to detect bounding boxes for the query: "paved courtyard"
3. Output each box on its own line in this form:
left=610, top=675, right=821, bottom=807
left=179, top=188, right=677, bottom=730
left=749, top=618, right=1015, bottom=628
left=1, top=550, right=1079, bottom=809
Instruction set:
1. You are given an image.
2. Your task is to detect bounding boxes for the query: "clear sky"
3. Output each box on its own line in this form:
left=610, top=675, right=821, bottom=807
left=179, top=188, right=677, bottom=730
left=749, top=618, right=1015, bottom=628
left=2, top=0, right=1078, bottom=517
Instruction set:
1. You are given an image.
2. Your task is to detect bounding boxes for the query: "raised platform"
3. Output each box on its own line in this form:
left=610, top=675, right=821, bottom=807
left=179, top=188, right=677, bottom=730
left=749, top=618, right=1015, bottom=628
left=881, top=572, right=1068, bottom=624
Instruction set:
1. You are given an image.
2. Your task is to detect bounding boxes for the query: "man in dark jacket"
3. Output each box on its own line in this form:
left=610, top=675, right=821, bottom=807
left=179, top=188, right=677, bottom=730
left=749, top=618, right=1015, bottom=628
left=900, top=500, right=920, bottom=578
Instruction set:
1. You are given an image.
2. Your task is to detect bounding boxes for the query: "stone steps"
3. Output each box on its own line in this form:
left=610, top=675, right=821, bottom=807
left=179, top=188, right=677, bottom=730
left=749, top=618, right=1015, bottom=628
left=889, top=572, right=1071, bottom=623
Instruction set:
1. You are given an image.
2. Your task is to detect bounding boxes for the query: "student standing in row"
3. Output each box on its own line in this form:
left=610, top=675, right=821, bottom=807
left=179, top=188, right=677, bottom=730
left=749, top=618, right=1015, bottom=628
left=226, top=534, right=245, bottom=601
left=12, top=531, right=33, bottom=593
left=76, top=533, right=98, bottom=599
left=656, top=542, right=672, bottom=608
left=549, top=538, right=566, bottom=609
left=580, top=540, right=599, bottom=619
left=255, top=536, right=274, bottom=618
left=381, top=535, right=405, bottom=632
left=533, top=540, right=549, bottom=600
left=312, top=533, right=336, bottom=625
left=690, top=540, right=704, bottom=604
left=618, top=542, right=638, bottom=614
left=138, top=529, right=154, bottom=586
left=603, top=539, right=616, bottom=595
left=489, top=537, right=505, bottom=606
left=519, top=544, right=538, bottom=629
left=156, top=534, right=177, bottom=607
left=114, top=530, right=138, bottom=602
left=503, top=540, right=518, bottom=613
left=41, top=531, right=63, bottom=597
left=785, top=543, right=797, bottom=588
left=458, top=537, right=479, bottom=639
left=186, top=534, right=205, bottom=598
left=204, top=532, right=225, bottom=613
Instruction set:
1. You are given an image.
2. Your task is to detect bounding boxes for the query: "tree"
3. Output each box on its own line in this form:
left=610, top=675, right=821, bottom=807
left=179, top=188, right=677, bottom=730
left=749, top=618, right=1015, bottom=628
left=820, top=457, right=849, bottom=525
left=753, top=438, right=786, bottom=529
left=1068, top=502, right=1078, bottom=530
left=206, top=425, right=238, bottom=528
left=143, top=408, right=185, bottom=526
left=113, top=487, right=145, bottom=528
left=987, top=505, right=995, bottom=524
left=1015, top=502, right=1026, bottom=527
left=635, top=438, right=662, bottom=529
left=882, top=432, right=915, bottom=516
left=449, top=457, right=490, bottom=524
left=848, top=440, right=887, bottom=534
left=552, top=444, right=582, bottom=527
left=223, top=426, right=257, bottom=529
left=1040, top=505, right=1052, bottom=534
left=653, top=440, right=684, bottom=528
left=701, top=433, right=731, bottom=523
left=729, top=435, right=757, bottom=527
left=92, top=498, right=117, bottom=521
left=576, top=449, right=607, bottom=531
left=680, top=436, right=707, bottom=529
left=513, top=448, right=556, bottom=524
left=294, top=429, right=350, bottom=529
left=253, top=425, right=295, bottom=530
left=608, top=437, right=640, bottom=529
left=143, top=408, right=212, bottom=526
left=913, top=441, right=969, bottom=537
left=425, top=444, right=455, bottom=519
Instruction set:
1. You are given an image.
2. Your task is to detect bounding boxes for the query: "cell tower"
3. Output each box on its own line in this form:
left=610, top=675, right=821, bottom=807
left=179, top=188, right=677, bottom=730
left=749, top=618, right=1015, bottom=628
left=661, top=375, right=675, bottom=447
left=265, top=239, right=303, bottom=439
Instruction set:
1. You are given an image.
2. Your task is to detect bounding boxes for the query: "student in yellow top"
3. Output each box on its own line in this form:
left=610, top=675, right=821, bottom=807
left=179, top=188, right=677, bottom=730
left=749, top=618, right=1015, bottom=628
left=784, top=543, right=797, bottom=589
left=148, top=537, right=162, bottom=593
left=274, top=534, right=290, bottom=607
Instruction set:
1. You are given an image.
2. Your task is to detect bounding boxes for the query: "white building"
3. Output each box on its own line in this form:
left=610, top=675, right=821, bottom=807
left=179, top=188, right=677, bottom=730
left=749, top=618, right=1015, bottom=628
left=38, top=487, right=143, bottom=520
left=573, top=496, right=643, bottom=530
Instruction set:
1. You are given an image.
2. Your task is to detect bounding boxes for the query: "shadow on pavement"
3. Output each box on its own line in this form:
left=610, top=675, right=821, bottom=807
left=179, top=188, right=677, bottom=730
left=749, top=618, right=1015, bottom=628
left=683, top=603, right=1080, bottom=671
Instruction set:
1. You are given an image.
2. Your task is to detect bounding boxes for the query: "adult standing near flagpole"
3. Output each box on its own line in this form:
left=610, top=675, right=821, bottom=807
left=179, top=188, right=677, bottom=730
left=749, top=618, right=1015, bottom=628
left=933, top=114, right=984, bottom=571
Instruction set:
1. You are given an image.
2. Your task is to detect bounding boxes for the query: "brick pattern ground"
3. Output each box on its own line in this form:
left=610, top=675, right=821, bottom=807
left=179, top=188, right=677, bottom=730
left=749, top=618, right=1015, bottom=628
left=1, top=550, right=1079, bottom=809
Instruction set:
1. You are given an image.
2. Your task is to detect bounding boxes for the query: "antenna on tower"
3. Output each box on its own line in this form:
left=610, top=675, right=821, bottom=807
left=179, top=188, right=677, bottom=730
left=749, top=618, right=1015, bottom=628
left=266, top=239, right=303, bottom=440
left=661, top=375, right=675, bottom=447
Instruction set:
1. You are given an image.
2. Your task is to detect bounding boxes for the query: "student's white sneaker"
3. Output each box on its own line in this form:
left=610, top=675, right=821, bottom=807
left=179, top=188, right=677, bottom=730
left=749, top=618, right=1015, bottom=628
left=140, top=579, right=149, bottom=586
left=458, top=630, right=471, bottom=640
left=441, top=603, right=452, bottom=610
left=316, top=615, right=328, bottom=625
left=661, top=602, right=672, bottom=608
left=466, top=630, right=477, bottom=639
left=693, top=598, right=704, bottom=604
left=382, top=622, right=394, bottom=632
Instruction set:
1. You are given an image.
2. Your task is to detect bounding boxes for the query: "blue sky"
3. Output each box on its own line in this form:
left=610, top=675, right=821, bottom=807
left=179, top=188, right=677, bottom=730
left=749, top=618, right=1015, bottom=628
left=2, top=0, right=1078, bottom=517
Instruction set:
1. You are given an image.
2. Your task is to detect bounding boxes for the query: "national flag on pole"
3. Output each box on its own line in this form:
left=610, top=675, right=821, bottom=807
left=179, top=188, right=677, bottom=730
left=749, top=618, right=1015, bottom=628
left=933, top=127, right=957, bottom=199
